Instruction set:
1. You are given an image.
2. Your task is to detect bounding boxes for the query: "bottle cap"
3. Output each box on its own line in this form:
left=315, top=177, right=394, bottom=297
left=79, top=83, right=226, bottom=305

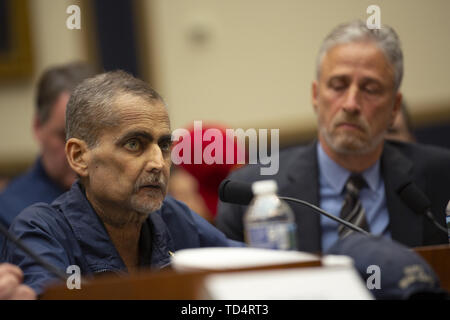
left=252, top=180, right=278, bottom=195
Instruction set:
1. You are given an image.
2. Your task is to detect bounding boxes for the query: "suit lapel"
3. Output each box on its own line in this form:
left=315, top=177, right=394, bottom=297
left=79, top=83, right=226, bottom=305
left=278, top=141, right=424, bottom=251
left=381, top=143, right=424, bottom=247
left=280, top=142, right=321, bottom=253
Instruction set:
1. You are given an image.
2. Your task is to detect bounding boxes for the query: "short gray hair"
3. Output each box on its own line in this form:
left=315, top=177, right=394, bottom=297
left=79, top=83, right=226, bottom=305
left=316, top=20, right=403, bottom=91
left=66, top=70, right=165, bottom=147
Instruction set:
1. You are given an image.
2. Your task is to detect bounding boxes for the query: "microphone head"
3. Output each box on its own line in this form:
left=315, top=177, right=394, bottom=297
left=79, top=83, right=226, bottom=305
left=218, top=179, right=254, bottom=205
left=398, top=182, right=431, bottom=215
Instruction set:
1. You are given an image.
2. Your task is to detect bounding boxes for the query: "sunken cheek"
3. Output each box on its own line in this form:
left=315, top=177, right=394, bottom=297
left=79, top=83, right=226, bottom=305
left=98, top=155, right=139, bottom=185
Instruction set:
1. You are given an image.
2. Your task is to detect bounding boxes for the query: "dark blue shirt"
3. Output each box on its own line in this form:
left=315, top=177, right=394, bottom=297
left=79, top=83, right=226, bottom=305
left=2, top=181, right=243, bottom=295
left=0, top=158, right=65, bottom=249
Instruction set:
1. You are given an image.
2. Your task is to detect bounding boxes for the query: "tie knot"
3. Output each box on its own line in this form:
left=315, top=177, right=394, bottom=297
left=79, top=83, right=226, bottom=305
left=346, top=174, right=367, bottom=195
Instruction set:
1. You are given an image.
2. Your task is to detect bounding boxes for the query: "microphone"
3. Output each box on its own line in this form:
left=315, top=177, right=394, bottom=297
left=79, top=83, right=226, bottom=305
left=219, top=179, right=371, bottom=236
left=397, top=182, right=447, bottom=234
left=0, top=222, right=67, bottom=282
left=219, top=179, right=254, bottom=206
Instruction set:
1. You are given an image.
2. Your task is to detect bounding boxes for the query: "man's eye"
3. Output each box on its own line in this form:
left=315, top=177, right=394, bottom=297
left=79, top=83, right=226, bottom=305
left=364, top=87, right=380, bottom=94
left=124, top=139, right=141, bottom=151
left=329, top=80, right=346, bottom=91
left=362, top=83, right=382, bottom=94
left=160, top=141, right=172, bottom=152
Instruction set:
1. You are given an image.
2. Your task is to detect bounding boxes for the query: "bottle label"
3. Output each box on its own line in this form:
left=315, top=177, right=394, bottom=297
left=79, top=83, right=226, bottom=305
left=246, top=222, right=297, bottom=250
left=446, top=213, right=450, bottom=243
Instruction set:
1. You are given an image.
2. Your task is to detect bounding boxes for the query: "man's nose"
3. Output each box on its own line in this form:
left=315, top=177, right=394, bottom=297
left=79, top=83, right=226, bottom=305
left=342, top=85, right=361, bottom=113
left=145, top=144, right=165, bottom=172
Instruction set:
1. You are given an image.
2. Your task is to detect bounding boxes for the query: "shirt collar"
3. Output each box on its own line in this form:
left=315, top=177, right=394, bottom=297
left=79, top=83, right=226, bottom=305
left=56, top=181, right=174, bottom=272
left=317, top=142, right=381, bottom=193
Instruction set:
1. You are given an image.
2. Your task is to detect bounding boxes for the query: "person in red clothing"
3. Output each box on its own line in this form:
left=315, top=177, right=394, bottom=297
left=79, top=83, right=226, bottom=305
left=169, top=123, right=244, bottom=223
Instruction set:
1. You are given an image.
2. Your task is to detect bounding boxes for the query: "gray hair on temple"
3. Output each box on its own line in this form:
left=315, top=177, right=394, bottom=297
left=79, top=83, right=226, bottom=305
left=316, top=20, right=404, bottom=91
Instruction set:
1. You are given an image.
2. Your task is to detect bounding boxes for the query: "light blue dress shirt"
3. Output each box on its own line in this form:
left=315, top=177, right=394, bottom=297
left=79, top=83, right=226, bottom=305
left=317, top=143, right=391, bottom=252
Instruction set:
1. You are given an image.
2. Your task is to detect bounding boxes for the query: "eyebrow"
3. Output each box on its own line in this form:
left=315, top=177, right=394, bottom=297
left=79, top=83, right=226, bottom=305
left=115, top=130, right=171, bottom=145
left=328, top=75, right=382, bottom=85
left=158, top=134, right=173, bottom=144
left=327, top=75, right=348, bottom=83
left=116, top=130, right=152, bottom=144
left=360, top=77, right=382, bottom=86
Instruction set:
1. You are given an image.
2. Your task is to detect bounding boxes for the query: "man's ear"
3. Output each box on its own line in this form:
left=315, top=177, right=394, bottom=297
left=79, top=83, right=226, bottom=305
left=33, top=115, right=43, bottom=143
left=312, top=81, right=319, bottom=113
left=65, top=138, right=90, bottom=177
left=390, top=91, right=403, bottom=126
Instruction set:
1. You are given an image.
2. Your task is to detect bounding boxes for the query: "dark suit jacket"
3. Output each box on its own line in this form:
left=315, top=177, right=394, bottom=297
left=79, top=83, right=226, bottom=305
left=216, top=140, right=450, bottom=253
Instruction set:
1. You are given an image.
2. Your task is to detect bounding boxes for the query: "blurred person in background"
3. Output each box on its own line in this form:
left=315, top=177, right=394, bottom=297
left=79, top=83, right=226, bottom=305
left=169, top=123, right=244, bottom=223
left=0, top=177, right=8, bottom=192
left=385, top=101, right=415, bottom=143
left=0, top=62, right=96, bottom=248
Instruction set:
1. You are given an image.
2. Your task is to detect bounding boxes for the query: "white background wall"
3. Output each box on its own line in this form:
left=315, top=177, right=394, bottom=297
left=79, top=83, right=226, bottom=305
left=143, top=0, right=450, bottom=131
left=1, top=0, right=449, bottom=168
left=0, top=0, right=88, bottom=165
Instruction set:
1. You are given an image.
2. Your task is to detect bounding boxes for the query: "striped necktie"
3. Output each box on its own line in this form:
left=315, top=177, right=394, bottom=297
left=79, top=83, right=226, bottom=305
left=338, top=174, right=369, bottom=238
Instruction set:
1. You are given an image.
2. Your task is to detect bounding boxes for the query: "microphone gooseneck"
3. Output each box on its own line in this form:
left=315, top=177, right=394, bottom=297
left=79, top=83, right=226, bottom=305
left=398, top=182, right=447, bottom=234
left=219, top=179, right=371, bottom=236
left=278, top=196, right=371, bottom=236
left=0, top=222, right=67, bottom=282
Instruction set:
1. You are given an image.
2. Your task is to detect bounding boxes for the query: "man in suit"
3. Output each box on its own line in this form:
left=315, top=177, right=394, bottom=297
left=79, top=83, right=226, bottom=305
left=216, top=20, right=450, bottom=253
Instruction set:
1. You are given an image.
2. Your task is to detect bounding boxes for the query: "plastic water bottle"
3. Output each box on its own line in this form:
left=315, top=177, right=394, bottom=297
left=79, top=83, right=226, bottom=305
left=244, top=180, right=297, bottom=250
left=446, top=200, right=450, bottom=244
